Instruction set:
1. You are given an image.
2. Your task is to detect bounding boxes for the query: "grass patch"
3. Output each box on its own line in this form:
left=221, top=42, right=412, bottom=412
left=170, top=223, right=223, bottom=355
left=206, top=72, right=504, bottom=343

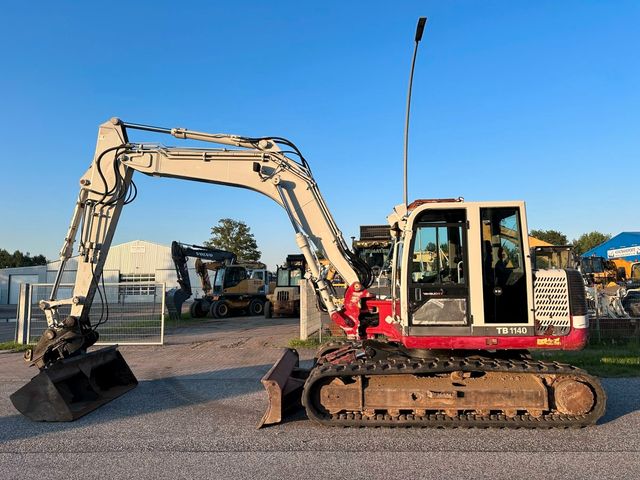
left=288, top=336, right=345, bottom=349
left=0, top=341, right=32, bottom=352
left=163, top=313, right=213, bottom=329
left=287, top=338, right=640, bottom=377
left=533, top=345, right=640, bottom=377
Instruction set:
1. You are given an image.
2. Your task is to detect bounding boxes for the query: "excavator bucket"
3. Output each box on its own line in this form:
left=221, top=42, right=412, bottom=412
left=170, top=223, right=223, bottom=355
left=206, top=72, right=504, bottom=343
left=258, top=348, right=308, bottom=428
left=10, top=346, right=137, bottom=422
left=165, top=288, right=189, bottom=321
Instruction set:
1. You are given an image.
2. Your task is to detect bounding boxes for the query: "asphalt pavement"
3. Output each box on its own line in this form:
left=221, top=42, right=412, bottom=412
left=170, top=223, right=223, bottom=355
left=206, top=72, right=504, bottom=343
left=0, top=315, right=638, bottom=480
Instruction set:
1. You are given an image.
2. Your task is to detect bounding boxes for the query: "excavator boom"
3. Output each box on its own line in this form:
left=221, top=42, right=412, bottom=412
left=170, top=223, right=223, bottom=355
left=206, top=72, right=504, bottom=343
left=11, top=118, right=371, bottom=422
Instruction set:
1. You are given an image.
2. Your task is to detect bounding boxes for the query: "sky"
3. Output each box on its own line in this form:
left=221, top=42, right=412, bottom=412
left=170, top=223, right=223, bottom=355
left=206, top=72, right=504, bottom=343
left=0, top=1, right=638, bottom=269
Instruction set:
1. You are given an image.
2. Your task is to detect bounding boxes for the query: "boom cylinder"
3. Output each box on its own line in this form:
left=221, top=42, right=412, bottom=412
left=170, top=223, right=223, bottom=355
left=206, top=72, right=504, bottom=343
left=295, top=232, right=338, bottom=315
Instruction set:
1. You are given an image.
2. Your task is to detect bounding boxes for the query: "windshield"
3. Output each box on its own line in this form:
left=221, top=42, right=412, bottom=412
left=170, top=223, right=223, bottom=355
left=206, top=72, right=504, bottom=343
left=582, top=258, right=604, bottom=273
left=277, top=268, right=302, bottom=287
left=632, top=263, right=640, bottom=281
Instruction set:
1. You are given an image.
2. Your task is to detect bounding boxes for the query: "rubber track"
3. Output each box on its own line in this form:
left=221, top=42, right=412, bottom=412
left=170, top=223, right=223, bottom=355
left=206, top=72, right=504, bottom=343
left=301, top=354, right=607, bottom=428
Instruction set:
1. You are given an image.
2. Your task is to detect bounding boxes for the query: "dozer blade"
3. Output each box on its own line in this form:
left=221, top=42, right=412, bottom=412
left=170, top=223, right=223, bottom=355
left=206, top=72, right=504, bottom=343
left=258, top=348, right=307, bottom=428
left=10, top=346, right=137, bottom=422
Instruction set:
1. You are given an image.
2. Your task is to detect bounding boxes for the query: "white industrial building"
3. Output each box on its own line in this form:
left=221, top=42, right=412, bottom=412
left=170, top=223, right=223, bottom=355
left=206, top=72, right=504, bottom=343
left=0, top=240, right=198, bottom=305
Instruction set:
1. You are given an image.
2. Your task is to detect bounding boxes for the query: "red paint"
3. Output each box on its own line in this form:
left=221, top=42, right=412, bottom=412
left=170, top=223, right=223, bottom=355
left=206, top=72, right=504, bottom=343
left=334, top=290, right=588, bottom=352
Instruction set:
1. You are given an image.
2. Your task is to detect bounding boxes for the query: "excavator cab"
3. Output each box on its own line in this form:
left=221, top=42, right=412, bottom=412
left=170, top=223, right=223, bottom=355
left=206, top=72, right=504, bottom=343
left=395, top=201, right=533, bottom=334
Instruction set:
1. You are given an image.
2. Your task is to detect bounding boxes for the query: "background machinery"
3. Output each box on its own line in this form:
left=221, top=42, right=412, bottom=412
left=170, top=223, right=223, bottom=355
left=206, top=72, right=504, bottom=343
left=265, top=254, right=306, bottom=318
left=579, top=256, right=620, bottom=286
left=352, top=224, right=393, bottom=296
left=166, top=241, right=268, bottom=319
left=10, top=117, right=606, bottom=428
left=531, top=245, right=578, bottom=270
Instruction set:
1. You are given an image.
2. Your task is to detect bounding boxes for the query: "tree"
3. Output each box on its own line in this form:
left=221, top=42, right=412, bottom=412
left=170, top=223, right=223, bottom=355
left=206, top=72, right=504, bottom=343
left=572, top=231, right=611, bottom=256
left=0, top=249, right=48, bottom=268
left=529, top=229, right=568, bottom=246
left=204, top=218, right=261, bottom=262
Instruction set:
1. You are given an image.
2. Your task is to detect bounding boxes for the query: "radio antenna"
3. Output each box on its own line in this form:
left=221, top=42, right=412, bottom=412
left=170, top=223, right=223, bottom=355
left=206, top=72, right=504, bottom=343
left=403, top=16, right=427, bottom=209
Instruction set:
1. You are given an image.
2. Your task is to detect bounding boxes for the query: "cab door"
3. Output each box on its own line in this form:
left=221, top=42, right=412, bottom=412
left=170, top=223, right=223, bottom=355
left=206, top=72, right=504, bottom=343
left=480, top=207, right=528, bottom=324
left=407, top=209, right=469, bottom=326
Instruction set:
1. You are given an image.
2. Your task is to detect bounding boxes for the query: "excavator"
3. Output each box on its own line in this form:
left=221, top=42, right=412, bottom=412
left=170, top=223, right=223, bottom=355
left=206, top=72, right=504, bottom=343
left=265, top=254, right=306, bottom=318
left=10, top=117, right=606, bottom=427
left=166, top=241, right=267, bottom=319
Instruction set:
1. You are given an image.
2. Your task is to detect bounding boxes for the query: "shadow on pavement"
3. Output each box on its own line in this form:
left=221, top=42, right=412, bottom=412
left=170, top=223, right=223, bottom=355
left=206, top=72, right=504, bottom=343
left=1, top=370, right=637, bottom=443
left=0, top=362, right=306, bottom=443
left=163, top=315, right=300, bottom=343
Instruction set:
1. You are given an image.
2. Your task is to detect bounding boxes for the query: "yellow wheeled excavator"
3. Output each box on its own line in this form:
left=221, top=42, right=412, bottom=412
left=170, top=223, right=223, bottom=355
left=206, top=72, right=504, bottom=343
left=166, top=241, right=267, bottom=320
left=10, top=18, right=605, bottom=428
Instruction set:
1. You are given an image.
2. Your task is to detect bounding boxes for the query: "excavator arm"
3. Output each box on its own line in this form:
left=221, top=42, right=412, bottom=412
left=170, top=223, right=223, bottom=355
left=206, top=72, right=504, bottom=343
left=170, top=241, right=237, bottom=296
left=34, top=117, right=371, bottom=368
left=11, top=117, right=372, bottom=422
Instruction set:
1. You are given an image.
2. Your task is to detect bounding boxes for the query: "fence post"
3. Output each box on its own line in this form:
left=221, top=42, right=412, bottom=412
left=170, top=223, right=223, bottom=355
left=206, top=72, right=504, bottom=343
left=593, top=289, right=601, bottom=344
left=160, top=283, right=165, bottom=345
left=15, top=283, right=31, bottom=344
left=300, top=279, right=321, bottom=340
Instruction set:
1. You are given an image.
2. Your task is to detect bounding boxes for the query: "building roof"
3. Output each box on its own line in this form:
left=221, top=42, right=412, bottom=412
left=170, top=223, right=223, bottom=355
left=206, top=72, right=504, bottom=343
left=582, top=232, right=640, bottom=261
left=528, top=236, right=553, bottom=247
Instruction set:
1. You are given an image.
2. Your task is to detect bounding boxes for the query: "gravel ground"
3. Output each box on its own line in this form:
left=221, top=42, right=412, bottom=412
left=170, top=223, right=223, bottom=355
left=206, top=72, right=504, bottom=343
left=0, top=315, right=638, bottom=480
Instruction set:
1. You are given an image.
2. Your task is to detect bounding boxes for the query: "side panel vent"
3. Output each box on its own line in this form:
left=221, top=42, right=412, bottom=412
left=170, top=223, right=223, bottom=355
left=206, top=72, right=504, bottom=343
left=534, top=270, right=571, bottom=336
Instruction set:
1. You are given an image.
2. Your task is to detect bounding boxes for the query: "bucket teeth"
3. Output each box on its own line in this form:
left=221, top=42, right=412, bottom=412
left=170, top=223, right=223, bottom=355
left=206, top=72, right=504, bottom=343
left=11, top=346, right=137, bottom=422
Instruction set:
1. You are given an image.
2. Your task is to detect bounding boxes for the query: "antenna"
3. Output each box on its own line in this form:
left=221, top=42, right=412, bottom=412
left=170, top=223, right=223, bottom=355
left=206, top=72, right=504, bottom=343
left=403, top=16, right=427, bottom=209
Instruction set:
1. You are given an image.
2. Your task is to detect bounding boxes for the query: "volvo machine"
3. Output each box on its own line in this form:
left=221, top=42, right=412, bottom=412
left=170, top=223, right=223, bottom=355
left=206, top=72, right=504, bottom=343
left=10, top=19, right=605, bottom=428
left=166, top=241, right=267, bottom=319
left=166, top=241, right=266, bottom=318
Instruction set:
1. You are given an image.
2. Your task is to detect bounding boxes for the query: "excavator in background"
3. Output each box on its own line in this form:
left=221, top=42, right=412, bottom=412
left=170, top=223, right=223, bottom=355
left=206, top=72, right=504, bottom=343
left=579, top=256, right=619, bottom=286
left=530, top=245, right=578, bottom=271
left=630, top=262, right=640, bottom=288
left=265, top=254, right=306, bottom=318
left=167, top=241, right=268, bottom=320
left=10, top=116, right=606, bottom=427
left=352, top=225, right=393, bottom=296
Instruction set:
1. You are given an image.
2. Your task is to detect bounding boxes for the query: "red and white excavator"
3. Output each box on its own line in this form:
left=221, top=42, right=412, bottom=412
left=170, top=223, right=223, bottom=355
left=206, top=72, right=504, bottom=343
left=10, top=18, right=605, bottom=427
left=10, top=116, right=605, bottom=427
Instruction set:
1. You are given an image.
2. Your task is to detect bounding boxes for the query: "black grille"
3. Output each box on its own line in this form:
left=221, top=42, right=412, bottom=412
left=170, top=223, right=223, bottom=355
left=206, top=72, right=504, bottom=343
left=566, top=269, right=587, bottom=316
left=359, top=225, right=390, bottom=240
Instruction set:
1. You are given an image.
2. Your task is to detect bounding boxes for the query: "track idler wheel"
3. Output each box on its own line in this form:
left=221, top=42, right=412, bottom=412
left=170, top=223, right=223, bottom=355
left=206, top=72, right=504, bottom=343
left=553, top=378, right=595, bottom=416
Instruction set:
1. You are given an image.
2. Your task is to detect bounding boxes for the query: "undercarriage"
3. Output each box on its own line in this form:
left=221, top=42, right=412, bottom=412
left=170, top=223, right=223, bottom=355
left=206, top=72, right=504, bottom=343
left=264, top=342, right=607, bottom=428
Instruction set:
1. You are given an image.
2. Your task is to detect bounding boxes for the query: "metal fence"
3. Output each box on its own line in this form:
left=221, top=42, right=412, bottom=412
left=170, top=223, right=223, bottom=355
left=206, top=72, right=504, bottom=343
left=26, top=283, right=165, bottom=345
left=589, top=317, right=640, bottom=345
left=0, top=321, right=16, bottom=343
